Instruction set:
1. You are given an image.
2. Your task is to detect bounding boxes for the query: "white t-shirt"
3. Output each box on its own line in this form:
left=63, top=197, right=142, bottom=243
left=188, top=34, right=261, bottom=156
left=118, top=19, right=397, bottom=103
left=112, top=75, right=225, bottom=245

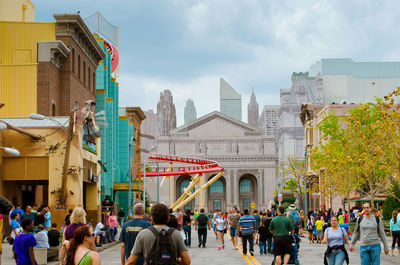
left=94, top=222, right=104, bottom=235
left=215, top=217, right=225, bottom=231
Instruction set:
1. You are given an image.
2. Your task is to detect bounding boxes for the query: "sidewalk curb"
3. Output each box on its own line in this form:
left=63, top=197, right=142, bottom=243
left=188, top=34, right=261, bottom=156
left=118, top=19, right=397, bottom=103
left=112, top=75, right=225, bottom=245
left=97, top=240, right=120, bottom=252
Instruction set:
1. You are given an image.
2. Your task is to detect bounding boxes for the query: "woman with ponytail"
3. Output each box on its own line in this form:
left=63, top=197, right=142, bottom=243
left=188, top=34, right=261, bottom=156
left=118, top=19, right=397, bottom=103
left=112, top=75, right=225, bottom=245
left=390, top=210, right=400, bottom=256
left=66, top=225, right=100, bottom=265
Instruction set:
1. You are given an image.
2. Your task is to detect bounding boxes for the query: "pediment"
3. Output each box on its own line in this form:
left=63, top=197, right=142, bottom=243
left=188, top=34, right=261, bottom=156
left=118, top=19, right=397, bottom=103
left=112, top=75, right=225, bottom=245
left=170, top=111, right=260, bottom=137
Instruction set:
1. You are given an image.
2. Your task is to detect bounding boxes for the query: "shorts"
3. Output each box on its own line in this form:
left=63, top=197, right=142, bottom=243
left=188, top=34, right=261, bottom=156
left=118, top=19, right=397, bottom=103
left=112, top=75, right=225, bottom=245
left=316, top=229, right=323, bottom=238
left=273, top=236, right=291, bottom=256
left=230, top=227, right=237, bottom=237
left=216, top=229, right=224, bottom=233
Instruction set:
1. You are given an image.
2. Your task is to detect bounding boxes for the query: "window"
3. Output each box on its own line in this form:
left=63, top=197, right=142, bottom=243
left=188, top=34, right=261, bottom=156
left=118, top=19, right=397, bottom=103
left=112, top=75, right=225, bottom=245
left=83, top=61, right=86, bottom=85
left=88, top=67, right=91, bottom=90
left=78, top=54, right=81, bottom=79
left=179, top=179, right=191, bottom=194
left=51, top=102, right=56, bottom=116
left=239, top=179, right=252, bottom=193
left=93, top=73, right=96, bottom=91
left=71, top=48, right=75, bottom=73
left=209, top=180, right=223, bottom=193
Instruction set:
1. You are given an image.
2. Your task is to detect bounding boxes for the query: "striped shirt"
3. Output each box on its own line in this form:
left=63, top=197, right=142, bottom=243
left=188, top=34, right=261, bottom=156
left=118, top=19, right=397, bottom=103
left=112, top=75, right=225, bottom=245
left=239, top=215, right=256, bottom=235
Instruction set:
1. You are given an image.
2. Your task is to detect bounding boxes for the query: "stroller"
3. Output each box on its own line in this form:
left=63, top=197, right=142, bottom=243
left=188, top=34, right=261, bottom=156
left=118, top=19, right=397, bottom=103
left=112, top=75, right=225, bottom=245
left=271, top=233, right=300, bottom=265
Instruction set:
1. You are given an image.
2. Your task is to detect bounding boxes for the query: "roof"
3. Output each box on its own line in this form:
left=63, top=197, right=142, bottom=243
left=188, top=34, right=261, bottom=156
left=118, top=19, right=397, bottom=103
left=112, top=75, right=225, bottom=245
left=0, top=117, right=69, bottom=128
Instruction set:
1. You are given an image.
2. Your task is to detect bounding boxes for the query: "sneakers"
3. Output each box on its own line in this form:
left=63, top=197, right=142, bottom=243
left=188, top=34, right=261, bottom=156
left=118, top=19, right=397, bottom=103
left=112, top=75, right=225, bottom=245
left=222, top=245, right=225, bottom=249
left=218, top=247, right=221, bottom=250
left=249, top=251, right=254, bottom=256
left=202, top=244, right=206, bottom=248
left=198, top=243, right=202, bottom=247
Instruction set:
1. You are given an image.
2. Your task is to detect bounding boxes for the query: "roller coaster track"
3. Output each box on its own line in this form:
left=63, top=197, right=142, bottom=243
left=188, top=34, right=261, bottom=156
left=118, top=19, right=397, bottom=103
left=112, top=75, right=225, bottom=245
left=140, top=153, right=224, bottom=177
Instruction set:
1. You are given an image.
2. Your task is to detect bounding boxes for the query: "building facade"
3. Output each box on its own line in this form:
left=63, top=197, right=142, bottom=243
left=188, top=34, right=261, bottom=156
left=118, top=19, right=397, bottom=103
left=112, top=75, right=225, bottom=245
left=146, top=111, right=277, bottom=211
left=141, top=110, right=158, bottom=162
left=277, top=72, right=323, bottom=190
left=309, top=58, right=400, bottom=105
left=220, top=78, right=242, bottom=121
left=157, top=90, right=176, bottom=136
left=184, top=99, right=197, bottom=125
left=247, top=89, right=259, bottom=128
left=259, top=105, right=279, bottom=136
left=0, top=116, right=102, bottom=225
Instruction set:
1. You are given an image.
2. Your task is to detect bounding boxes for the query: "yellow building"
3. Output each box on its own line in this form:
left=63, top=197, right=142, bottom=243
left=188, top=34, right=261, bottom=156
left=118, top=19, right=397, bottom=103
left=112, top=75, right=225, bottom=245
left=0, top=0, right=56, bottom=117
left=0, top=115, right=102, bottom=225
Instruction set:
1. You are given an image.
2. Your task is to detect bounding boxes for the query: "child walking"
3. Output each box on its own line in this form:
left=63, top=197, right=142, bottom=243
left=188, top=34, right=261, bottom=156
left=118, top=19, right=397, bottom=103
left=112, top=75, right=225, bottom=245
left=258, top=221, right=268, bottom=255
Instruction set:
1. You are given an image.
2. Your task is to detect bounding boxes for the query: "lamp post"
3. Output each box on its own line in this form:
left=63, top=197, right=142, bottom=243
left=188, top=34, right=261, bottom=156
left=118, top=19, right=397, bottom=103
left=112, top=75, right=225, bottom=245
left=0, top=147, right=20, bottom=156
left=143, top=162, right=146, bottom=207
left=304, top=147, right=308, bottom=216
left=29, top=113, right=67, bottom=129
left=128, top=137, right=134, bottom=215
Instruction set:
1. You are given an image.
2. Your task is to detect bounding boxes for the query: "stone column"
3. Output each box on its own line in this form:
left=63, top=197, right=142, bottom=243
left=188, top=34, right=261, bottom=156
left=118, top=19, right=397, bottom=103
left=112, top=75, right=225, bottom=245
left=233, top=169, right=239, bottom=206
left=226, top=170, right=231, bottom=209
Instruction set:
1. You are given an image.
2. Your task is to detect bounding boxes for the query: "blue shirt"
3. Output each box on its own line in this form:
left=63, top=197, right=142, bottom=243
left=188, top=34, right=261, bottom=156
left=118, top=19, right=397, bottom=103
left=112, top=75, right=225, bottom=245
left=196, top=213, right=209, bottom=229
left=11, top=219, right=20, bottom=229
left=239, top=215, right=256, bottom=235
left=119, top=218, right=152, bottom=264
left=44, top=212, right=51, bottom=228
left=324, top=227, right=346, bottom=247
left=11, top=209, right=24, bottom=223
left=390, top=218, right=400, bottom=232
left=13, top=233, right=37, bottom=265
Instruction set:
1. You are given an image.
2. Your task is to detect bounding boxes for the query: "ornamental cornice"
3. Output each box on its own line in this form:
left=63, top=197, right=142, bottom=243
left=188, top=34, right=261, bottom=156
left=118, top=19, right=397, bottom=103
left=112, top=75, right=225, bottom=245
left=157, top=136, right=275, bottom=144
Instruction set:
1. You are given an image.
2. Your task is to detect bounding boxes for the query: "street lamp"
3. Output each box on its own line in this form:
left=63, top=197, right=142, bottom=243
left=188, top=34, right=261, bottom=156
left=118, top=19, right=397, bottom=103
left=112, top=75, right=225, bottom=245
left=257, top=169, right=261, bottom=211
left=29, top=113, right=67, bottom=129
left=128, top=137, right=136, bottom=215
left=0, top=147, right=20, bottom=156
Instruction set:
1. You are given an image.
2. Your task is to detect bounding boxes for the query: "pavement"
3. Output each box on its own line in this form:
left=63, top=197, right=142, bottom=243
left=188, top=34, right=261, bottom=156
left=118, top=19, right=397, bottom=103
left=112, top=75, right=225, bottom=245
left=2, top=230, right=400, bottom=264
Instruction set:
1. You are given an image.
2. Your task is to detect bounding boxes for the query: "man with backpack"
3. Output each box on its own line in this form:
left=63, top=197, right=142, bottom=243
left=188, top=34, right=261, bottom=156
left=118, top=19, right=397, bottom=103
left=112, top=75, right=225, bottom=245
left=350, top=202, right=389, bottom=265
left=195, top=208, right=210, bottom=248
left=120, top=203, right=152, bottom=265
left=287, top=204, right=300, bottom=235
left=126, top=203, right=190, bottom=265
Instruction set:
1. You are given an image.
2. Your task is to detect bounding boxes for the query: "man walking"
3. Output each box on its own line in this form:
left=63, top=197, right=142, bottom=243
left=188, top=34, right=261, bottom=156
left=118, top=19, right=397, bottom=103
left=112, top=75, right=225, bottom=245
left=350, top=202, right=389, bottom=265
left=269, top=206, right=294, bottom=265
left=195, top=208, right=210, bottom=248
left=228, top=206, right=241, bottom=249
left=126, top=203, right=190, bottom=265
left=238, top=208, right=256, bottom=256
left=120, top=203, right=152, bottom=265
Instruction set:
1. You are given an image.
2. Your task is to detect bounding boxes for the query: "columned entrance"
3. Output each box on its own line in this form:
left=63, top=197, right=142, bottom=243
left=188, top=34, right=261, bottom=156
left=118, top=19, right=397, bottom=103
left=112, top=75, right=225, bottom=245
left=239, top=174, right=258, bottom=211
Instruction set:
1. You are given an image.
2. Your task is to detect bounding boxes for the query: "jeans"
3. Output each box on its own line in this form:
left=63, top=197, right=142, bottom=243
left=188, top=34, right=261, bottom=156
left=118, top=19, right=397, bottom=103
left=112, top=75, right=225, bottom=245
left=242, top=234, right=254, bottom=254
left=392, top=230, right=400, bottom=249
left=266, top=237, right=273, bottom=254
left=327, top=250, right=346, bottom=265
left=198, top=228, right=207, bottom=245
left=111, top=227, right=117, bottom=240
left=259, top=241, right=266, bottom=254
left=183, top=225, right=191, bottom=247
left=119, top=217, right=124, bottom=227
left=360, top=244, right=381, bottom=265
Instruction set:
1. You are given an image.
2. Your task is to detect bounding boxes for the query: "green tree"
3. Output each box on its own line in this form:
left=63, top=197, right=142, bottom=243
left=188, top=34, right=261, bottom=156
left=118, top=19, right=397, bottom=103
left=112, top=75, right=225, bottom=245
left=382, top=182, right=400, bottom=220
left=280, top=157, right=305, bottom=209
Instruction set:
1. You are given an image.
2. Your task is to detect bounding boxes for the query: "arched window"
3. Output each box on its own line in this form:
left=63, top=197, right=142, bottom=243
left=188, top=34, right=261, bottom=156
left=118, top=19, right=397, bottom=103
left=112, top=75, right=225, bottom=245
left=88, top=67, right=91, bottom=90
left=78, top=54, right=81, bottom=79
left=210, top=180, right=223, bottom=193
left=71, top=48, right=75, bottom=73
left=83, top=61, right=86, bottom=85
left=239, top=179, right=252, bottom=193
left=179, top=179, right=191, bottom=194
left=93, top=73, right=96, bottom=91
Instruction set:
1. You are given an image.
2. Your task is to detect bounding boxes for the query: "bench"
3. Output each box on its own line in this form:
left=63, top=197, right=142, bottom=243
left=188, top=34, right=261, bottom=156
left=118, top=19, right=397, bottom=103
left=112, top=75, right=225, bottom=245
left=33, top=247, right=59, bottom=265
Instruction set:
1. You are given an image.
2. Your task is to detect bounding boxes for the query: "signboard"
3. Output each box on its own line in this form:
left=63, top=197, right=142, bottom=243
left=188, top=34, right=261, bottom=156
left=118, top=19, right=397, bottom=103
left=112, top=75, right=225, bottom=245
left=312, top=193, right=320, bottom=199
left=250, top=202, right=256, bottom=209
left=91, top=174, right=99, bottom=183
left=278, top=193, right=283, bottom=202
left=113, top=182, right=143, bottom=190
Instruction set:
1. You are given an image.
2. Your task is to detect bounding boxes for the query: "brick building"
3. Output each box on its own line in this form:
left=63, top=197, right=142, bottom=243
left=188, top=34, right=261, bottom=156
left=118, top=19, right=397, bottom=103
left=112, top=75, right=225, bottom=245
left=37, top=14, right=106, bottom=116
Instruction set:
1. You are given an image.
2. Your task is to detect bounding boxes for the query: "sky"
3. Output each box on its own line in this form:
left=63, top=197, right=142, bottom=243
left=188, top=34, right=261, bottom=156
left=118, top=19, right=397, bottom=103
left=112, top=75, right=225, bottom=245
left=34, top=0, right=400, bottom=126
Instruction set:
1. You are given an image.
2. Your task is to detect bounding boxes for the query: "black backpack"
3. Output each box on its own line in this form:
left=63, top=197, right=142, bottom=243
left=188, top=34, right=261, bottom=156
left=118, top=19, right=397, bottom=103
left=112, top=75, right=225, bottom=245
left=197, top=214, right=208, bottom=226
left=147, top=227, right=178, bottom=265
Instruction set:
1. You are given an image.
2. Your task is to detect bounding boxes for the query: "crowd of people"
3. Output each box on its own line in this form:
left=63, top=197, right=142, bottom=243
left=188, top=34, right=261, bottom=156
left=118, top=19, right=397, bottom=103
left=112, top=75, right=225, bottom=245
left=1, top=201, right=399, bottom=265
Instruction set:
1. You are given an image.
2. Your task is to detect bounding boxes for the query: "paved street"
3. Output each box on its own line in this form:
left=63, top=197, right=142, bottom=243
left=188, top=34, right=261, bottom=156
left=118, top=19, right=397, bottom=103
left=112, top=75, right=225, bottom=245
left=2, top=230, right=399, bottom=264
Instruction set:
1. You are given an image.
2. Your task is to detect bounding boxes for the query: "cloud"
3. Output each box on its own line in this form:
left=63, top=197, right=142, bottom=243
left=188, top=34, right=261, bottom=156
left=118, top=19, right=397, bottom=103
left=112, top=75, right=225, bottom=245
left=34, top=0, right=400, bottom=126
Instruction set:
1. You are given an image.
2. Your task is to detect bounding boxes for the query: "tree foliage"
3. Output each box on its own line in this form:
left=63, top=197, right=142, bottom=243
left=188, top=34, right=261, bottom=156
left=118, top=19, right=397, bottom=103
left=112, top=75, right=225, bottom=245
left=310, top=87, right=400, bottom=210
left=382, top=182, right=400, bottom=220
left=281, top=157, right=305, bottom=209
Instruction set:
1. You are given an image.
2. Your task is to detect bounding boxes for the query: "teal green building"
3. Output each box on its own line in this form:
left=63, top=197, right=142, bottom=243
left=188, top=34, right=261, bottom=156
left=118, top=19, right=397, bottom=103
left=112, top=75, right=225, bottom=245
left=95, top=36, right=134, bottom=214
